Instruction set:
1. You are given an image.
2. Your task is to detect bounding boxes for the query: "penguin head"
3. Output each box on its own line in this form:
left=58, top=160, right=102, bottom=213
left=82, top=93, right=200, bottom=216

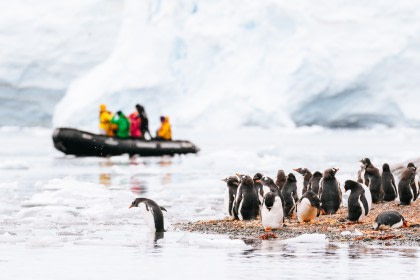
left=312, top=171, right=323, bottom=178
left=260, top=176, right=275, bottom=185
left=360, top=158, right=371, bottom=166
left=263, top=192, right=277, bottom=210
left=287, top=173, right=297, bottom=182
left=382, top=163, right=391, bottom=172
left=277, top=169, right=286, bottom=177
left=253, top=173, right=263, bottom=181
left=407, top=162, right=417, bottom=171
left=222, top=175, right=240, bottom=187
left=324, top=168, right=339, bottom=179
left=293, top=168, right=310, bottom=176
left=237, top=174, right=254, bottom=186
left=129, top=198, right=145, bottom=208
left=344, top=180, right=359, bottom=192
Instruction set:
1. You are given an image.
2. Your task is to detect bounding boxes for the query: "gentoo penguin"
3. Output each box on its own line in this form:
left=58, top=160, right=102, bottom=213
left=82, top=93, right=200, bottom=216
left=357, top=163, right=369, bottom=186
left=319, top=168, right=341, bottom=214
left=309, top=171, right=323, bottom=195
left=261, top=192, right=284, bottom=231
left=398, top=165, right=416, bottom=205
left=407, top=162, right=419, bottom=201
left=253, top=173, right=264, bottom=206
left=281, top=173, right=298, bottom=217
left=129, top=198, right=167, bottom=232
left=222, top=175, right=240, bottom=219
left=275, top=169, right=287, bottom=191
left=373, top=211, right=409, bottom=230
left=382, top=163, right=398, bottom=201
left=293, top=168, right=312, bottom=195
left=296, top=191, right=322, bottom=223
left=234, top=174, right=259, bottom=220
left=258, top=176, right=280, bottom=196
left=344, top=180, right=371, bottom=222
left=361, top=158, right=383, bottom=203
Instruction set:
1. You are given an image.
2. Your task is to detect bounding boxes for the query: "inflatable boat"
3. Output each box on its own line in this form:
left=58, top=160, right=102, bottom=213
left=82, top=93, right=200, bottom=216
left=52, top=128, right=199, bottom=157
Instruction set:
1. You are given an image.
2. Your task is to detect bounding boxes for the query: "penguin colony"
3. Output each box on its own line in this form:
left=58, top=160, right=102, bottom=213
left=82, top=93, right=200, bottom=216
left=222, top=158, right=418, bottom=231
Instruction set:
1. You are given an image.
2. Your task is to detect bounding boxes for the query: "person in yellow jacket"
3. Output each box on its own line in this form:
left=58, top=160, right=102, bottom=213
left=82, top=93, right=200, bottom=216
left=156, top=116, right=172, bottom=141
left=99, top=104, right=115, bottom=136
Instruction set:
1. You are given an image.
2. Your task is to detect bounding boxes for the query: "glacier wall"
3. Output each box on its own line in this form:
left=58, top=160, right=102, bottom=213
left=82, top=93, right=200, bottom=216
left=3, top=0, right=420, bottom=129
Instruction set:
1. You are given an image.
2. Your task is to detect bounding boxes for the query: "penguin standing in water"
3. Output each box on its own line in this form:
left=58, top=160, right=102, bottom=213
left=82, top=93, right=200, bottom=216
left=258, top=176, right=281, bottom=196
left=373, top=211, right=409, bottom=230
left=382, top=163, right=398, bottom=201
left=281, top=173, right=298, bottom=217
left=253, top=173, right=264, bottom=206
left=275, top=169, right=287, bottom=191
left=293, top=168, right=312, bottom=195
left=261, top=191, right=284, bottom=231
left=319, top=168, right=341, bottom=214
left=407, top=163, right=419, bottom=201
left=234, top=174, right=259, bottom=220
left=129, top=198, right=167, bottom=232
left=222, top=175, right=240, bottom=219
left=398, top=165, right=416, bottom=205
left=296, top=191, right=322, bottom=223
left=344, top=180, right=371, bottom=222
left=309, top=171, right=323, bottom=195
left=361, top=158, right=383, bottom=203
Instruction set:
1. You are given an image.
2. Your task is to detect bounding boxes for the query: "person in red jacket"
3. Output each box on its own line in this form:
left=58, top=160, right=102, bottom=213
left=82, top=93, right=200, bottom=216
left=129, top=112, right=141, bottom=138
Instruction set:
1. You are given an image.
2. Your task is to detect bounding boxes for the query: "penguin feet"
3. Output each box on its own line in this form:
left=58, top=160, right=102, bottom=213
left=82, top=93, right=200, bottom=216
left=264, top=227, right=272, bottom=232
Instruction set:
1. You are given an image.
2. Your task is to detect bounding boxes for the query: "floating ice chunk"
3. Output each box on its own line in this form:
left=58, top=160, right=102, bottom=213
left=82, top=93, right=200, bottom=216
left=283, top=234, right=328, bottom=243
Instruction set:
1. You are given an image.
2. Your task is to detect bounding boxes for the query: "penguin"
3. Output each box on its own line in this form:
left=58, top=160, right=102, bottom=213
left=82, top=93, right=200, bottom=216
left=275, top=169, right=287, bottom=191
left=357, top=161, right=370, bottom=186
left=296, top=191, right=322, bottom=223
left=281, top=173, right=298, bottom=217
left=253, top=173, right=264, bottom=206
left=361, top=158, right=383, bottom=203
left=319, top=168, right=341, bottom=214
left=382, top=163, right=398, bottom=201
left=407, top=162, right=419, bottom=201
left=398, top=165, right=416, bottom=205
left=293, top=168, right=312, bottom=195
left=261, top=191, right=284, bottom=231
left=309, top=171, right=323, bottom=195
left=129, top=198, right=167, bottom=232
left=222, top=175, right=240, bottom=219
left=344, top=180, right=371, bottom=222
left=258, top=176, right=280, bottom=196
left=373, top=211, right=409, bottom=230
left=234, top=174, right=259, bottom=220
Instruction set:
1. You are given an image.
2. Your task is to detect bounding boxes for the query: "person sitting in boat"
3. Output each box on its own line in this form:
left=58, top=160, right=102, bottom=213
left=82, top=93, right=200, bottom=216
left=155, top=116, right=172, bottom=141
left=129, top=112, right=141, bottom=138
left=135, top=104, right=152, bottom=140
left=110, top=111, right=130, bottom=138
left=99, top=104, right=115, bottom=136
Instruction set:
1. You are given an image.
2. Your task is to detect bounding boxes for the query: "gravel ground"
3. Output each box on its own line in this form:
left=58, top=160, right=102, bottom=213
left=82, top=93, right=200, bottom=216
left=173, top=199, right=420, bottom=246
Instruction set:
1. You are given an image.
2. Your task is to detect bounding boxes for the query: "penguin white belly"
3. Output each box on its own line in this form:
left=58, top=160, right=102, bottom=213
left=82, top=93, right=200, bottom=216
left=362, top=184, right=372, bottom=210
left=238, top=195, right=244, bottom=221
left=390, top=219, right=404, bottom=229
left=357, top=197, right=366, bottom=221
left=224, top=189, right=230, bottom=216
left=140, top=203, right=156, bottom=232
left=261, top=199, right=283, bottom=230
left=297, top=198, right=317, bottom=222
left=262, top=186, right=270, bottom=196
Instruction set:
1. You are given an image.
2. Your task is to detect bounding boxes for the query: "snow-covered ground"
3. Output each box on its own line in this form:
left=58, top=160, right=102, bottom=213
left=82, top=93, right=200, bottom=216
left=0, top=127, right=419, bottom=279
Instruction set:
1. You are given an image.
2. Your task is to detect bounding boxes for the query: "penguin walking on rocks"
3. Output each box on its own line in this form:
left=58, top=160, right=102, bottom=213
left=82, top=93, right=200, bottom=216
left=234, top=174, right=259, bottom=220
left=309, top=171, right=323, bottom=195
left=296, top=191, right=322, bottom=223
left=361, top=158, right=383, bottom=203
left=293, top=168, right=312, bottom=195
left=344, top=180, right=372, bottom=222
left=281, top=173, right=298, bottom=217
left=222, top=175, right=240, bottom=219
left=382, top=163, right=398, bottom=201
left=275, top=169, right=287, bottom=191
left=261, top=191, right=284, bottom=231
left=373, top=211, right=409, bottom=230
left=407, top=163, right=419, bottom=201
left=253, top=173, right=264, bottom=206
left=129, top=198, right=167, bottom=232
left=319, top=168, right=341, bottom=214
left=398, top=165, right=416, bottom=205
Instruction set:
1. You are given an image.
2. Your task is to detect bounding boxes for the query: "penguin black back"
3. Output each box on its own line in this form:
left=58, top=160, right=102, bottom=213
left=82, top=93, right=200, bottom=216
left=407, top=163, right=419, bottom=201
left=373, top=211, right=408, bottom=230
left=398, top=166, right=416, bottom=205
left=344, top=180, right=369, bottom=221
left=235, top=175, right=259, bottom=220
left=319, top=168, right=341, bottom=214
left=281, top=173, right=298, bottom=217
left=129, top=198, right=167, bottom=232
left=309, top=171, right=323, bottom=195
left=253, top=173, right=264, bottom=202
left=293, top=168, right=312, bottom=195
left=275, top=169, right=287, bottom=191
left=362, top=159, right=383, bottom=203
left=222, top=175, right=240, bottom=218
left=382, top=163, right=397, bottom=201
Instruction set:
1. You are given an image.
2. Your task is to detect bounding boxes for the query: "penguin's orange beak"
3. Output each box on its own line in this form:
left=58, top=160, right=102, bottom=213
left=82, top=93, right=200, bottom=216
left=255, top=179, right=261, bottom=183
left=128, top=205, right=133, bottom=209
left=321, top=209, right=327, bottom=215
left=293, top=168, right=299, bottom=171
left=403, top=220, right=409, bottom=228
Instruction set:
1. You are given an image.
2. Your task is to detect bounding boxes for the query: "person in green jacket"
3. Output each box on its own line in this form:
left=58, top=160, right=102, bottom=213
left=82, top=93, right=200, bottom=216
left=110, top=111, right=130, bottom=138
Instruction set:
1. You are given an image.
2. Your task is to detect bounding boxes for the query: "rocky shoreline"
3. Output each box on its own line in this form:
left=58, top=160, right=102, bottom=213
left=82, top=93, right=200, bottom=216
left=173, top=200, right=419, bottom=246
